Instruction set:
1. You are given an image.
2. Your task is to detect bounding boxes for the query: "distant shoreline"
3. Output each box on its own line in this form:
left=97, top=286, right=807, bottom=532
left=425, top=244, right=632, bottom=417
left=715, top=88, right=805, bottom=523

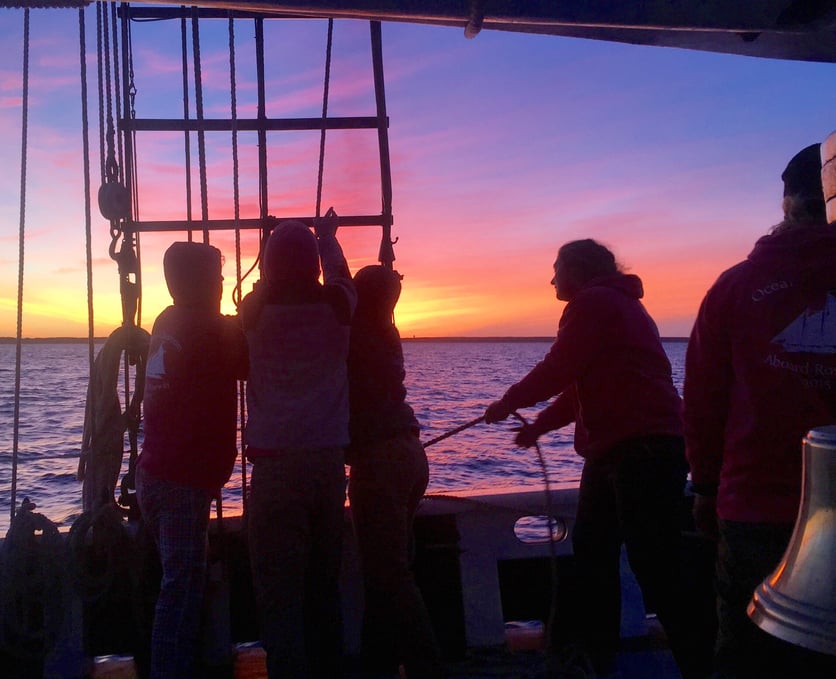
left=0, top=337, right=110, bottom=344
left=1, top=336, right=690, bottom=344
left=402, top=336, right=688, bottom=343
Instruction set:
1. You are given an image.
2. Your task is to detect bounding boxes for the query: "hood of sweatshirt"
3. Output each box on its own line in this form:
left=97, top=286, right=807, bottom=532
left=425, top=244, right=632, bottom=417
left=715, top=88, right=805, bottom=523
left=581, top=272, right=644, bottom=300
left=748, top=225, right=836, bottom=292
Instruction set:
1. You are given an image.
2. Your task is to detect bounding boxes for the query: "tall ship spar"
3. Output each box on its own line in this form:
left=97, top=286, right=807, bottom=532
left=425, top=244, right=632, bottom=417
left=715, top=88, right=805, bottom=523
left=1, top=2, right=835, bottom=678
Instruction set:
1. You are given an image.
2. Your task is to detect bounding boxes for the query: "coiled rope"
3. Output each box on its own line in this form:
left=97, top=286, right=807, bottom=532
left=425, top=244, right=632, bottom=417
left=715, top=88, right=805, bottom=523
left=78, top=324, right=150, bottom=514
left=66, top=505, right=138, bottom=604
left=65, top=504, right=147, bottom=666
left=0, top=499, right=65, bottom=662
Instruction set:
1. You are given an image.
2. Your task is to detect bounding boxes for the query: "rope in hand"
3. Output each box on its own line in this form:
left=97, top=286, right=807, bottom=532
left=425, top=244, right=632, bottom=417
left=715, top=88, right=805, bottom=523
left=422, top=415, right=485, bottom=448
left=510, top=411, right=560, bottom=654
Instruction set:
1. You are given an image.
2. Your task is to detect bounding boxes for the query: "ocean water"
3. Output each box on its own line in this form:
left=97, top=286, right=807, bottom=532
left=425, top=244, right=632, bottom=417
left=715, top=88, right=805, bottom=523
left=0, top=339, right=687, bottom=535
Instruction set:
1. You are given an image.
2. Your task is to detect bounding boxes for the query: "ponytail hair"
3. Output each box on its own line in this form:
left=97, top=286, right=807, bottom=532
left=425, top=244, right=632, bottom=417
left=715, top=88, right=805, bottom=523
left=771, top=194, right=827, bottom=234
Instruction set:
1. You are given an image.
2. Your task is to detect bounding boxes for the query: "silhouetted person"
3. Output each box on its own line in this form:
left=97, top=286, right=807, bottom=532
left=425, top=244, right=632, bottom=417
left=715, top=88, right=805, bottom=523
left=683, top=143, right=836, bottom=678
left=137, top=241, right=248, bottom=679
left=242, top=209, right=356, bottom=678
left=485, top=239, right=710, bottom=678
left=347, top=265, right=444, bottom=679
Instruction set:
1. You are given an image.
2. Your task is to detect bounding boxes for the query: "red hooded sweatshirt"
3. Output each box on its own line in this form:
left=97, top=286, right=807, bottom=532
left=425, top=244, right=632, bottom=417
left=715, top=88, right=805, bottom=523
left=683, top=225, right=836, bottom=524
left=139, top=306, right=248, bottom=494
left=501, top=272, right=682, bottom=461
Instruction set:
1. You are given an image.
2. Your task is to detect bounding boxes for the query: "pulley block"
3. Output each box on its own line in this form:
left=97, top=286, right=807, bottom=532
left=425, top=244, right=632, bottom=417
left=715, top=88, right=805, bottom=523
left=98, top=181, right=131, bottom=221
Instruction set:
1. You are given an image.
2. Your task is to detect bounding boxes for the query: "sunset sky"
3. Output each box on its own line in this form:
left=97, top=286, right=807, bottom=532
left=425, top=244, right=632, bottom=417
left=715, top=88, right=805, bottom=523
left=0, top=6, right=834, bottom=339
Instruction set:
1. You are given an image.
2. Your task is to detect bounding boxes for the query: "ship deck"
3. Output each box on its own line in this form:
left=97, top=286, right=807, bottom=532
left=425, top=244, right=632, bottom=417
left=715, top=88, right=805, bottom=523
left=6, top=485, right=711, bottom=678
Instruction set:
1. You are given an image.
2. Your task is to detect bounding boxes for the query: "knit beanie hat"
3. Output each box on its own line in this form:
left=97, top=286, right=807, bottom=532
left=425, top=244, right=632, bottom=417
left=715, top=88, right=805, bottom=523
left=263, top=220, right=320, bottom=283
left=163, top=241, right=223, bottom=308
left=781, top=143, right=823, bottom=199
left=353, top=265, right=402, bottom=322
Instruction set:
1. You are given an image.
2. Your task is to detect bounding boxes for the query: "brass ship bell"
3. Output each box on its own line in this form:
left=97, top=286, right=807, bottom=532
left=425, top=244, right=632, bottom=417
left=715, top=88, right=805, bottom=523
left=747, top=426, right=836, bottom=656
left=823, top=129, right=835, bottom=225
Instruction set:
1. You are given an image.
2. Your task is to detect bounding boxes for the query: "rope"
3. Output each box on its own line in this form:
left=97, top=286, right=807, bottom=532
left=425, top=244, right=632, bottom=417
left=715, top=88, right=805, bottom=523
left=66, top=505, right=137, bottom=604
left=66, top=505, right=148, bottom=666
left=11, top=7, right=30, bottom=524
left=227, top=12, right=249, bottom=508
left=180, top=12, right=193, bottom=239
left=422, top=409, right=561, bottom=653
left=510, top=411, right=559, bottom=655
left=80, top=7, right=96, bottom=376
left=109, top=1, right=124, bottom=185
left=191, top=7, right=209, bottom=243
left=315, top=18, right=333, bottom=219
left=99, top=0, right=132, bottom=333
left=369, top=21, right=395, bottom=268
left=422, top=415, right=485, bottom=448
left=136, top=233, right=143, bottom=328
left=228, top=11, right=242, bottom=302
left=0, top=500, right=65, bottom=661
left=120, top=318, right=149, bottom=517
left=127, top=18, right=143, bottom=328
left=100, top=0, right=116, bottom=185
left=78, top=325, right=150, bottom=514
left=95, top=2, right=106, bottom=182
left=255, top=18, right=268, bottom=222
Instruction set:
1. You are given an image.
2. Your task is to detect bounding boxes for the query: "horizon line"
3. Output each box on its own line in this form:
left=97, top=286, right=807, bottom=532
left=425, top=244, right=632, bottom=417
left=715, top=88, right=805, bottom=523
left=0, top=335, right=690, bottom=343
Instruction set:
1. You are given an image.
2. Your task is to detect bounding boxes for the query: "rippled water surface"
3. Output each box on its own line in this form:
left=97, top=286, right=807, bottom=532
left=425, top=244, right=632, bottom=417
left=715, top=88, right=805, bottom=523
left=0, top=339, right=686, bottom=534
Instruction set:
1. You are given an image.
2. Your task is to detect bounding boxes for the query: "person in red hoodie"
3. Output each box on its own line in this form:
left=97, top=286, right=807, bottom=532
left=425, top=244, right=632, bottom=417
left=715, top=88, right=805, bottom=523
left=485, top=239, right=709, bottom=678
left=683, top=143, right=836, bottom=678
left=137, top=242, right=248, bottom=679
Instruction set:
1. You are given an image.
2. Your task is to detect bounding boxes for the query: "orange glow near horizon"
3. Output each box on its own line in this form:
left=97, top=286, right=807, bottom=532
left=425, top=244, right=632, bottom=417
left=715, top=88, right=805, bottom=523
left=0, top=249, right=726, bottom=339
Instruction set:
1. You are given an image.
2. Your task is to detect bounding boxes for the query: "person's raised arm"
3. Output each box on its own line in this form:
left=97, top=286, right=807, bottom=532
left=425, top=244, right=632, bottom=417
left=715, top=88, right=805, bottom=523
left=314, top=207, right=357, bottom=322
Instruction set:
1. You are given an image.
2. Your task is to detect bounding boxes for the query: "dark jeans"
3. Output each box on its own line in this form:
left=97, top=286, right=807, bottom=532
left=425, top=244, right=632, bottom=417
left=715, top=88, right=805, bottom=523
left=348, top=433, right=444, bottom=678
left=572, top=435, right=710, bottom=677
left=136, top=465, right=212, bottom=679
left=247, top=450, right=346, bottom=679
left=715, top=519, right=836, bottom=678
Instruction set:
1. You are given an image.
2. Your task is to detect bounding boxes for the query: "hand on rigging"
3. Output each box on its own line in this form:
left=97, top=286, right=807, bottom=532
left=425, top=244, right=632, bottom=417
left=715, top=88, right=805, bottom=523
left=314, top=206, right=339, bottom=239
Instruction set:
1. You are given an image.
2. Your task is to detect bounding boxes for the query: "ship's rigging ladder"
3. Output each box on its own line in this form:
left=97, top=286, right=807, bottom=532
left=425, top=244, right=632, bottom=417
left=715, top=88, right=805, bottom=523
left=8, top=2, right=398, bottom=523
